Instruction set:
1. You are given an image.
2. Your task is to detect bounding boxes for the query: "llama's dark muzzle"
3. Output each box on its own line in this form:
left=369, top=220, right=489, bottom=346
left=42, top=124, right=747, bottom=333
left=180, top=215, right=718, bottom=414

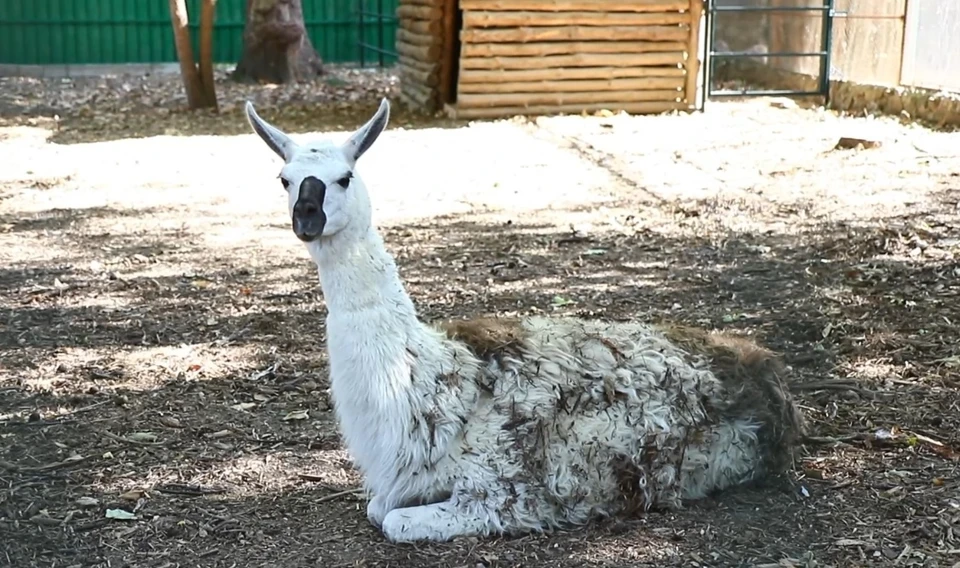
left=293, top=176, right=327, bottom=242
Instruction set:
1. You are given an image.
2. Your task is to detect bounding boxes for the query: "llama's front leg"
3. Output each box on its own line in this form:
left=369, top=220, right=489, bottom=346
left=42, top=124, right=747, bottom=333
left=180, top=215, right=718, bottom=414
left=367, top=484, right=438, bottom=528
left=366, top=494, right=390, bottom=528
left=380, top=500, right=499, bottom=543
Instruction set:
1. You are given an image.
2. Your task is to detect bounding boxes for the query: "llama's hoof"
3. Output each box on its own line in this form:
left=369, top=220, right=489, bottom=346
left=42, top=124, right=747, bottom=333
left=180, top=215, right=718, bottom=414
left=366, top=494, right=388, bottom=528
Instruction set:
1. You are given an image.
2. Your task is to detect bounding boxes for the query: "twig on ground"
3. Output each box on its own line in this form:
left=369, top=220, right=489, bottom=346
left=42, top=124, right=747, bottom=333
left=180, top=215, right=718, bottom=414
left=910, top=432, right=945, bottom=447
left=298, top=473, right=326, bottom=483
left=315, top=488, right=363, bottom=504
left=791, top=379, right=873, bottom=396
left=5, top=418, right=76, bottom=428
left=3, top=399, right=114, bottom=428
left=214, top=325, right=250, bottom=346
left=28, top=515, right=65, bottom=527
left=155, top=483, right=226, bottom=496
left=911, top=142, right=958, bottom=159
left=63, top=399, right=113, bottom=417
left=754, top=561, right=804, bottom=568
left=103, top=431, right=165, bottom=447
left=802, top=433, right=866, bottom=445
left=74, top=519, right=109, bottom=532
left=0, top=454, right=91, bottom=473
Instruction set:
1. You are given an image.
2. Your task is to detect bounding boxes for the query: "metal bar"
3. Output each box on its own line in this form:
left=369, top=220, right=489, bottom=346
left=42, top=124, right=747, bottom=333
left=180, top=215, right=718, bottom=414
left=820, top=0, right=836, bottom=105
left=697, top=0, right=709, bottom=110
left=357, top=12, right=396, bottom=20
left=709, top=5, right=829, bottom=13
left=710, top=89, right=825, bottom=97
left=187, top=20, right=370, bottom=30
left=821, top=14, right=900, bottom=20
left=357, top=42, right=397, bottom=57
left=709, top=51, right=827, bottom=58
left=357, top=0, right=365, bottom=67
left=702, top=0, right=714, bottom=105
left=1, top=18, right=394, bottom=25
left=376, top=0, right=384, bottom=67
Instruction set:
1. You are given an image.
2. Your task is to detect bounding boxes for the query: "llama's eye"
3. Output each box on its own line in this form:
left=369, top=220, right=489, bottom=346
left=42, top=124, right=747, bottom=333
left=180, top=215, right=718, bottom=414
left=336, top=175, right=352, bottom=188
left=280, top=178, right=291, bottom=190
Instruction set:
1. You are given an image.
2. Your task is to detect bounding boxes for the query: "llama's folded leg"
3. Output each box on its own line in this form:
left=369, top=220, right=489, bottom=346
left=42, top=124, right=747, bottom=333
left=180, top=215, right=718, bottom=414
left=380, top=500, right=499, bottom=543
left=679, top=419, right=764, bottom=501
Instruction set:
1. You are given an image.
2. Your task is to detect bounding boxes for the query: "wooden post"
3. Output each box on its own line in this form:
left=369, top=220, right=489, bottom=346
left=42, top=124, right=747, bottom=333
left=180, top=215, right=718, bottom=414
left=439, top=0, right=458, bottom=104
left=168, top=0, right=206, bottom=108
left=899, top=0, right=918, bottom=87
left=684, top=0, right=703, bottom=110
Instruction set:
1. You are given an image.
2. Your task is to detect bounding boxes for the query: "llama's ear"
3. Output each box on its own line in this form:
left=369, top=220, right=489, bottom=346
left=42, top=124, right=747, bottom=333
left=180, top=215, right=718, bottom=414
left=245, top=101, right=297, bottom=161
left=342, top=98, right=390, bottom=165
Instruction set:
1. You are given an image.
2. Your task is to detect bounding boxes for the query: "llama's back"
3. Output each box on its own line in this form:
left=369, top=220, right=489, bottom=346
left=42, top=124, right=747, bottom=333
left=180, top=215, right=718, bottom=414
left=441, top=315, right=804, bottom=528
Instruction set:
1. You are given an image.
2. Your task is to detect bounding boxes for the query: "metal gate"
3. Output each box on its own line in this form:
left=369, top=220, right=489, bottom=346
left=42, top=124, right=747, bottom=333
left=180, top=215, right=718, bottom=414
left=356, top=0, right=399, bottom=67
left=701, top=0, right=838, bottom=106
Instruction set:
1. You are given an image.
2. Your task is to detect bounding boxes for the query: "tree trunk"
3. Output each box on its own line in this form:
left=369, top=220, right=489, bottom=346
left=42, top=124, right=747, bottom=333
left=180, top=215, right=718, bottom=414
left=198, top=0, right=219, bottom=111
left=167, top=0, right=218, bottom=109
left=233, top=0, right=324, bottom=83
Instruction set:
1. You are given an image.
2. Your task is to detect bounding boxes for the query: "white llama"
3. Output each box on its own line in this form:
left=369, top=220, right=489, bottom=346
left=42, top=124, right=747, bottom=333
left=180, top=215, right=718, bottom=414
left=243, top=99, right=805, bottom=543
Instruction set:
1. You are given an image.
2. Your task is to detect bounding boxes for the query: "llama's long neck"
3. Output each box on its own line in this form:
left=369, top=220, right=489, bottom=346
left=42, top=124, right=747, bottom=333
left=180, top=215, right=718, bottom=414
left=310, top=225, right=416, bottom=318
left=308, top=224, right=436, bottom=492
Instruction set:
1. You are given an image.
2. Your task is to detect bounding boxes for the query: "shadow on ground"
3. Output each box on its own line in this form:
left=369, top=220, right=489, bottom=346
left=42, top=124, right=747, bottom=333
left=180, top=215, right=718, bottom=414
left=4, top=99, right=468, bottom=147
left=0, top=206, right=165, bottom=234
left=46, top=101, right=470, bottom=146
left=2, top=206, right=959, bottom=567
left=0, top=65, right=475, bottom=145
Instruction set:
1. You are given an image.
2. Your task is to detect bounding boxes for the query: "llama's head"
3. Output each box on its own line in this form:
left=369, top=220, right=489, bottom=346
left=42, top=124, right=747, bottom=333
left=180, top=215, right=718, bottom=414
left=244, top=98, right=390, bottom=243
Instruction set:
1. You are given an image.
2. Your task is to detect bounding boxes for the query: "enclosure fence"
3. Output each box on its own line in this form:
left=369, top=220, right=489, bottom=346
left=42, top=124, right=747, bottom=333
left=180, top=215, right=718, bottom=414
left=705, top=0, right=960, bottom=100
left=356, top=0, right=400, bottom=67
left=0, top=0, right=399, bottom=67
left=704, top=0, right=835, bottom=104
left=2, top=0, right=958, bottom=101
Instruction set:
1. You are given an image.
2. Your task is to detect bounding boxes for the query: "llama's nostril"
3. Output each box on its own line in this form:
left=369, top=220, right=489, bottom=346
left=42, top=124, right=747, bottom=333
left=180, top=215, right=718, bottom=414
left=297, top=201, right=319, bottom=215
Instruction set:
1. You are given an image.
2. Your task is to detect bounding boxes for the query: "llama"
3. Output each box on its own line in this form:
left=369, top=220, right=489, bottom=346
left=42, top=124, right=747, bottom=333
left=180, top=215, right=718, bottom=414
left=243, top=99, right=805, bottom=543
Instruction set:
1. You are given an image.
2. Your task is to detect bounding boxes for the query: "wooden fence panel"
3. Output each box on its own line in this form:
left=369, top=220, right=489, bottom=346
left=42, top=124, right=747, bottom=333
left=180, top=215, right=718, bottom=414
left=901, top=0, right=960, bottom=93
left=830, top=0, right=906, bottom=86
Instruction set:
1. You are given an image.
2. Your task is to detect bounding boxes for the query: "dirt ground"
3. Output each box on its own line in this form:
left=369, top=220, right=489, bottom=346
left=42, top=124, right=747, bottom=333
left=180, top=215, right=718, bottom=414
left=1, top=68, right=960, bottom=568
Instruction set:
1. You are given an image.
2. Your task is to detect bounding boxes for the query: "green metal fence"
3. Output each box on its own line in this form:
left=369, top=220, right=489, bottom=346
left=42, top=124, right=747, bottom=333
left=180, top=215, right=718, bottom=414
left=0, top=0, right=398, bottom=66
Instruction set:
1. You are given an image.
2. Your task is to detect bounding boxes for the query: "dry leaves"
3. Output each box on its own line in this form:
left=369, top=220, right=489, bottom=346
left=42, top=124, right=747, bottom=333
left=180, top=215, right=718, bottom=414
left=0, top=64, right=398, bottom=119
left=0, top=63, right=456, bottom=144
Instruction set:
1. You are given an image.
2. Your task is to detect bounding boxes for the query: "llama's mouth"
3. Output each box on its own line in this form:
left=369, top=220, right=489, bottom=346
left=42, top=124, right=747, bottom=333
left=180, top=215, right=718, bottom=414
left=292, top=215, right=325, bottom=242
left=294, top=229, right=321, bottom=243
